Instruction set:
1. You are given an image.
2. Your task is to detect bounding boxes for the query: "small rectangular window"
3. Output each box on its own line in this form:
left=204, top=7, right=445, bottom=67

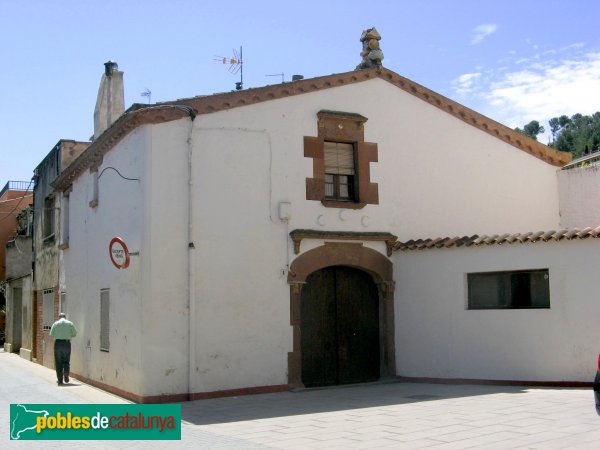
left=43, top=196, right=55, bottom=238
left=42, top=289, right=54, bottom=331
left=324, top=142, right=355, bottom=201
left=100, top=289, right=110, bottom=352
left=468, top=269, right=550, bottom=309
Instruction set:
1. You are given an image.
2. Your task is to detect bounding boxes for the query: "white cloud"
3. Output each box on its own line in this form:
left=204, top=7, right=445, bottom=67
left=487, top=52, right=600, bottom=126
left=452, top=72, right=482, bottom=94
left=450, top=48, right=600, bottom=144
left=471, top=24, right=498, bottom=45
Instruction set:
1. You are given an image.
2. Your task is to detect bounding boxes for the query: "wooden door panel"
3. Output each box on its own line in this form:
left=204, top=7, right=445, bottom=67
left=336, top=267, right=380, bottom=384
left=301, top=268, right=338, bottom=387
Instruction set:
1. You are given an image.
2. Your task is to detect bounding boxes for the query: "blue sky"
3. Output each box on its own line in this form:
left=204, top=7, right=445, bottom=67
left=1, top=0, right=599, bottom=185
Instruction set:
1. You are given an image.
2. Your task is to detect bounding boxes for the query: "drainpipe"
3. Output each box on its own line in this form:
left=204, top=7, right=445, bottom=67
left=185, top=112, right=196, bottom=400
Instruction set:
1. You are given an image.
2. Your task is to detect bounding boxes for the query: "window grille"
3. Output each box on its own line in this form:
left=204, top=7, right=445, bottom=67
left=42, top=289, right=54, bottom=331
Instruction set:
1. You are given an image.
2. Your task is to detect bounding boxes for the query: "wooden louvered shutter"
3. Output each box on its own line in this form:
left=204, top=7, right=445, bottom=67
left=324, top=142, right=355, bottom=175
left=100, top=289, right=110, bottom=352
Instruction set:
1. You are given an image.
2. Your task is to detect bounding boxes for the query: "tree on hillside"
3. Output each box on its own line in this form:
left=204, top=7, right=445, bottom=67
left=550, top=112, right=600, bottom=158
left=517, top=112, right=600, bottom=158
left=515, top=120, right=545, bottom=140
left=548, top=115, right=570, bottom=143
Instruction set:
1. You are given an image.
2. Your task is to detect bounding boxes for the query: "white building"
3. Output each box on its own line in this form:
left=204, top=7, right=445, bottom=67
left=51, top=61, right=599, bottom=403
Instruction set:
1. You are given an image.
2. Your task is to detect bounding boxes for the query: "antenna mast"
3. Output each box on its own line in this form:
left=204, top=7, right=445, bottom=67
left=214, top=46, right=244, bottom=90
left=140, top=88, right=152, bottom=104
left=265, top=73, right=284, bottom=83
left=238, top=46, right=243, bottom=90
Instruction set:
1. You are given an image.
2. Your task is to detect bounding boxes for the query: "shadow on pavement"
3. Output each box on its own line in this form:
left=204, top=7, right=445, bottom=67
left=181, top=380, right=530, bottom=425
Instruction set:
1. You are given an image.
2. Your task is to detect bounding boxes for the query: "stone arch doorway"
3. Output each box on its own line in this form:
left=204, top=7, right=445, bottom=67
left=287, top=242, right=395, bottom=388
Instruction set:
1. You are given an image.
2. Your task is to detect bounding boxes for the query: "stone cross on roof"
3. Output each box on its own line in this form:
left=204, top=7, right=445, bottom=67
left=356, top=27, right=384, bottom=70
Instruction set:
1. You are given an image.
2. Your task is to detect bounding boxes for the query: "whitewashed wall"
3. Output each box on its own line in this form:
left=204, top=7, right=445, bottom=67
left=64, top=127, right=148, bottom=395
left=181, top=78, right=561, bottom=393
left=139, top=120, right=191, bottom=396
left=64, top=76, right=566, bottom=397
left=197, top=78, right=560, bottom=242
left=558, top=165, right=600, bottom=228
left=394, top=239, right=600, bottom=382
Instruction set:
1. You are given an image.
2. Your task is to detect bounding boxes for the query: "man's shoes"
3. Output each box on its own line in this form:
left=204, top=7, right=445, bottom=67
left=57, top=381, right=63, bottom=385
left=64, top=376, right=69, bottom=383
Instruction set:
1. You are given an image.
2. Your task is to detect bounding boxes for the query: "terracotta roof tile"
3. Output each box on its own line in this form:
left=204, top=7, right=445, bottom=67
left=541, top=230, right=556, bottom=241
left=393, top=226, right=600, bottom=252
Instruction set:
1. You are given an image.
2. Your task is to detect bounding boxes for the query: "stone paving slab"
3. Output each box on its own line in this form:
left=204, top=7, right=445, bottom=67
left=2, top=350, right=599, bottom=449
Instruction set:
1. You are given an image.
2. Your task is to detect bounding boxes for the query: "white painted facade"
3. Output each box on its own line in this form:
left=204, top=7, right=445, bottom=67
left=60, top=73, right=594, bottom=401
left=558, top=165, right=600, bottom=228
left=395, top=239, right=600, bottom=382
left=65, top=127, right=148, bottom=395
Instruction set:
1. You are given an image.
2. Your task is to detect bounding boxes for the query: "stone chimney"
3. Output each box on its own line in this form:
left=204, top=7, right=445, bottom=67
left=356, top=27, right=384, bottom=70
left=93, top=61, right=124, bottom=139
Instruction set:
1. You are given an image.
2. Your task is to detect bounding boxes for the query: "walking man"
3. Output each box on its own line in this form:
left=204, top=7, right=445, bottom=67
left=49, top=312, right=77, bottom=385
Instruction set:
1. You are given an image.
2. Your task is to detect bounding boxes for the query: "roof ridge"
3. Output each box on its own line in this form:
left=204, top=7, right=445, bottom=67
left=53, top=66, right=572, bottom=191
left=170, top=67, right=570, bottom=166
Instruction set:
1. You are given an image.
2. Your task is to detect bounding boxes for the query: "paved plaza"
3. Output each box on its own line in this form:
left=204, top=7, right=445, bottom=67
left=1, top=350, right=598, bottom=449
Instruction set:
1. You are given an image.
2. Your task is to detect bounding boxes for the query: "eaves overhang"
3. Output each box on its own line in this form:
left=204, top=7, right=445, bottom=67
left=52, top=105, right=195, bottom=191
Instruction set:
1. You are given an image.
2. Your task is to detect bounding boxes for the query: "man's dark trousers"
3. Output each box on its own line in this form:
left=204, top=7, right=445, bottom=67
left=54, top=339, right=71, bottom=384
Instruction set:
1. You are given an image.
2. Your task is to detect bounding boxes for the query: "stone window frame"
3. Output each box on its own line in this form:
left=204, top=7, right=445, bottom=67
left=305, top=110, right=379, bottom=209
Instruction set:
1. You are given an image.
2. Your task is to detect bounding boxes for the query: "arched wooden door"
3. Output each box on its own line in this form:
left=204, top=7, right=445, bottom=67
left=300, top=266, right=380, bottom=387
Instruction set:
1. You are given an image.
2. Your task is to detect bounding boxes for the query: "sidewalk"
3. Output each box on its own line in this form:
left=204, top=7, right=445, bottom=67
left=0, top=349, right=130, bottom=405
left=2, top=350, right=599, bottom=449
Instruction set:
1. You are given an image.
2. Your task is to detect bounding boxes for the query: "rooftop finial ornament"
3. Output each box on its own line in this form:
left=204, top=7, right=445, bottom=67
left=356, top=27, right=384, bottom=70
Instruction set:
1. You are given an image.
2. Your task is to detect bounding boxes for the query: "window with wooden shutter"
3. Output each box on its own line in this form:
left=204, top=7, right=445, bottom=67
left=60, top=292, right=67, bottom=315
left=304, top=110, right=379, bottom=208
left=100, top=289, right=110, bottom=352
left=324, top=142, right=355, bottom=200
left=43, top=196, right=55, bottom=239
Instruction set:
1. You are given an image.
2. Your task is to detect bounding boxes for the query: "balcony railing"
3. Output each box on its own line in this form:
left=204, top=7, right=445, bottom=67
left=0, top=180, right=33, bottom=197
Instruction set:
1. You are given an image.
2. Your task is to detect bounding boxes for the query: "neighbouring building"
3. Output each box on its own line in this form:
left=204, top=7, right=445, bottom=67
left=46, top=29, right=600, bottom=403
left=30, top=61, right=123, bottom=369
left=0, top=181, right=33, bottom=348
left=32, top=140, right=88, bottom=367
left=0, top=181, right=33, bottom=282
left=4, top=206, right=34, bottom=359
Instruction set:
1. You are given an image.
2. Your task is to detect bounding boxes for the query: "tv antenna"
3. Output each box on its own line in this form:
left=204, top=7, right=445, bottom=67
left=140, top=88, right=152, bottom=104
left=266, top=73, right=284, bottom=83
left=214, top=46, right=243, bottom=90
